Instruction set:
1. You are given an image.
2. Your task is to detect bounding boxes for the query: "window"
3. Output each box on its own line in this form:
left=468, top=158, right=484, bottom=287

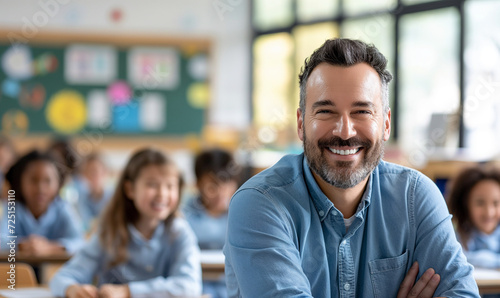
left=464, top=0, right=500, bottom=157
left=297, top=0, right=339, bottom=22
left=253, top=33, right=294, bottom=144
left=253, top=0, right=294, bottom=31
left=399, top=8, right=460, bottom=165
left=252, top=0, right=500, bottom=164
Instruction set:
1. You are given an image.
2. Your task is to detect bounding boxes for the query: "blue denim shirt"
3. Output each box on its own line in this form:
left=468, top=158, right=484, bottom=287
left=224, top=154, right=479, bottom=297
left=50, top=217, right=202, bottom=297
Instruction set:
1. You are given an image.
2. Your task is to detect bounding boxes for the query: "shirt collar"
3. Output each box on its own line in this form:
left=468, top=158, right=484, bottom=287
left=128, top=222, right=165, bottom=245
left=302, top=154, right=373, bottom=221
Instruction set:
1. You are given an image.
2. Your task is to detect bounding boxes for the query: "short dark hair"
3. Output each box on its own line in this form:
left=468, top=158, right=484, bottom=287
left=447, top=166, right=500, bottom=249
left=194, top=149, right=240, bottom=182
left=47, top=138, right=80, bottom=179
left=298, top=38, right=392, bottom=114
left=5, top=150, right=64, bottom=204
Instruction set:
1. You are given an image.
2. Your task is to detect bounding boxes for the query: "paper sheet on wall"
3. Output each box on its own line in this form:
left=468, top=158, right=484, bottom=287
left=87, top=90, right=110, bottom=128
left=139, top=93, right=165, bottom=131
left=65, top=44, right=117, bottom=85
left=128, top=47, right=179, bottom=90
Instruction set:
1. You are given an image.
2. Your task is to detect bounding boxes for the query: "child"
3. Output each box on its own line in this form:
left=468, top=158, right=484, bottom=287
left=50, top=148, right=201, bottom=298
left=75, top=152, right=113, bottom=233
left=182, top=148, right=240, bottom=298
left=1, top=150, right=84, bottom=255
left=447, top=165, right=500, bottom=269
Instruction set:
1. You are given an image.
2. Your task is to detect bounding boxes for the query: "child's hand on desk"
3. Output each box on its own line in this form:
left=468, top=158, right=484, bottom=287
left=98, top=284, right=130, bottom=298
left=18, top=235, right=65, bottom=256
left=66, top=284, right=98, bottom=298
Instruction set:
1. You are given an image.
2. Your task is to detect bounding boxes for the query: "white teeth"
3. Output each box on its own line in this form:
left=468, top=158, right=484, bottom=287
left=328, top=148, right=359, bottom=155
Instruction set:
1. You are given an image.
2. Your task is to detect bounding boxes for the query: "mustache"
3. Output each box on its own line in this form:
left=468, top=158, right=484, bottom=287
left=318, top=136, right=371, bottom=148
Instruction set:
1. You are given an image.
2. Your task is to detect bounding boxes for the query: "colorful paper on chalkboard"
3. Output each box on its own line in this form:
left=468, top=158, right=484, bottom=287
left=187, top=82, right=209, bottom=109
left=113, top=103, right=140, bottom=132
left=87, top=90, right=110, bottom=128
left=2, top=79, right=20, bottom=98
left=107, top=81, right=132, bottom=105
left=46, top=90, right=87, bottom=134
left=1, top=109, right=29, bottom=136
left=1, top=45, right=33, bottom=80
left=65, top=44, right=117, bottom=85
left=34, top=53, right=58, bottom=75
left=128, top=47, right=179, bottom=90
left=188, top=54, right=208, bottom=81
left=20, top=83, right=46, bottom=110
left=140, top=93, right=165, bottom=131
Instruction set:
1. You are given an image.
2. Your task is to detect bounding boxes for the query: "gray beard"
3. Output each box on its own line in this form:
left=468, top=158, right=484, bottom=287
left=303, top=133, right=384, bottom=189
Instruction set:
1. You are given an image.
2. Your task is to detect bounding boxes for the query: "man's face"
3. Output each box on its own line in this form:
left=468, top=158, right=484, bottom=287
left=297, top=62, right=391, bottom=189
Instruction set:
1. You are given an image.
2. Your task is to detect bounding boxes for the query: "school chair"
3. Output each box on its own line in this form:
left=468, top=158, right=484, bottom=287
left=0, top=262, right=37, bottom=288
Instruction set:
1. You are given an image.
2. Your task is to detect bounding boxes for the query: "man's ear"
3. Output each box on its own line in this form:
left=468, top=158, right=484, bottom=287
left=383, top=109, right=391, bottom=141
left=297, top=108, right=304, bottom=141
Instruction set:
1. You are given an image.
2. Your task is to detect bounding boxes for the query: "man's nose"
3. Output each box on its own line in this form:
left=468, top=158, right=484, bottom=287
left=332, top=114, right=356, bottom=140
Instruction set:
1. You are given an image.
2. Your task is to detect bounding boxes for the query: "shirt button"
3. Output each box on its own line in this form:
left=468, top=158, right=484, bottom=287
left=318, top=210, right=325, bottom=216
left=344, top=283, right=351, bottom=291
left=332, top=211, right=338, bottom=216
left=145, top=265, right=154, bottom=272
left=341, top=240, right=347, bottom=246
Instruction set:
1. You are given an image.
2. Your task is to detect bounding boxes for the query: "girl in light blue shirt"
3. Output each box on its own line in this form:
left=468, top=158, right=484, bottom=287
left=1, top=150, right=84, bottom=255
left=448, top=166, right=500, bottom=269
left=50, top=148, right=201, bottom=298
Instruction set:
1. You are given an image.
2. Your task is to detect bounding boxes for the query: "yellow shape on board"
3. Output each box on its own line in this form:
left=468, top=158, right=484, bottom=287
left=46, top=90, right=87, bottom=134
left=187, top=83, right=209, bottom=109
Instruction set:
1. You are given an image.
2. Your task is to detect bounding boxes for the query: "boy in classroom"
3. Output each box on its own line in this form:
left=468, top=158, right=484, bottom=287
left=182, top=148, right=240, bottom=298
left=0, top=150, right=84, bottom=256
left=448, top=165, right=500, bottom=269
left=50, top=148, right=201, bottom=298
left=74, top=152, right=113, bottom=234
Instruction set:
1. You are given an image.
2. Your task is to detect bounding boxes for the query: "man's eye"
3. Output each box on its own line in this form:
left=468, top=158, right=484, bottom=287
left=355, top=110, right=371, bottom=114
left=316, top=110, right=332, bottom=114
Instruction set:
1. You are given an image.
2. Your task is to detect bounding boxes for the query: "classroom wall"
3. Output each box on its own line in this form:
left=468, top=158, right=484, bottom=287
left=0, top=0, right=251, bottom=130
left=0, top=0, right=251, bottom=184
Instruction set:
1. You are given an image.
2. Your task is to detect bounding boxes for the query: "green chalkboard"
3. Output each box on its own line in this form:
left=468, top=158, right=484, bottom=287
left=0, top=30, right=210, bottom=137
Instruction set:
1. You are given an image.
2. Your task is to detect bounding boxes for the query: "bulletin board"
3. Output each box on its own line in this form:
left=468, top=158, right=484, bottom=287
left=0, top=30, right=211, bottom=137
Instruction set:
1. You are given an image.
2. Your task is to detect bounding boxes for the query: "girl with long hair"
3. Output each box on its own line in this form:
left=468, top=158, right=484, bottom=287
left=50, top=148, right=201, bottom=298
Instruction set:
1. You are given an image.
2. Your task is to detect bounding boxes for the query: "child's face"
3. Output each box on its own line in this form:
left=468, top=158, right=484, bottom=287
left=197, top=174, right=237, bottom=213
left=468, top=179, right=500, bottom=234
left=126, top=164, right=180, bottom=226
left=82, top=159, right=107, bottom=191
left=21, top=160, right=60, bottom=216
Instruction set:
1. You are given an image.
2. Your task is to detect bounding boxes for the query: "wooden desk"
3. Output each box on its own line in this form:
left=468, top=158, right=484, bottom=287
left=1, top=251, right=225, bottom=283
left=0, top=252, right=71, bottom=265
left=475, top=268, right=500, bottom=294
left=0, top=287, right=210, bottom=298
left=200, top=250, right=225, bottom=281
left=0, top=252, right=71, bottom=284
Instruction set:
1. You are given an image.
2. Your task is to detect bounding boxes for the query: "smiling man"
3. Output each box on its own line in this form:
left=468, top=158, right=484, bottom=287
left=224, top=39, right=480, bottom=297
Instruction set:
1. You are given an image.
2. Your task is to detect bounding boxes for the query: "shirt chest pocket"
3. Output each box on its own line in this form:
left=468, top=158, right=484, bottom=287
left=368, top=250, right=409, bottom=298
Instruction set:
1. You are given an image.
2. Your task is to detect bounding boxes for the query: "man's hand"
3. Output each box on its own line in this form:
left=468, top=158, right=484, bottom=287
left=98, top=284, right=130, bottom=298
left=397, top=261, right=443, bottom=298
left=66, top=284, right=98, bottom=298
